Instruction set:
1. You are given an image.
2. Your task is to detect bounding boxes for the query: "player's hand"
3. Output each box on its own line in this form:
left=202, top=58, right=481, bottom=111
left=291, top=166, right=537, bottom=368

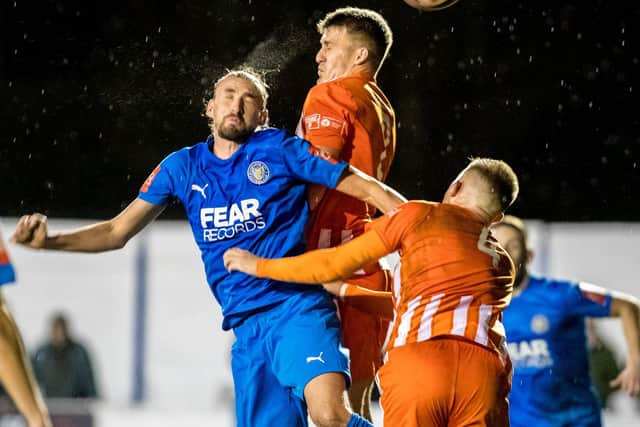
left=10, top=214, right=49, bottom=249
left=322, top=281, right=345, bottom=298
left=223, top=248, right=259, bottom=276
left=609, top=359, right=640, bottom=396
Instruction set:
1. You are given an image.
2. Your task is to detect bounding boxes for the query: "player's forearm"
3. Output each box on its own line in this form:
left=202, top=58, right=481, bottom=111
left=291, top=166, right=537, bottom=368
left=257, top=231, right=389, bottom=284
left=43, top=199, right=163, bottom=253
left=44, top=221, right=127, bottom=252
left=336, top=166, right=406, bottom=213
left=612, top=294, right=640, bottom=363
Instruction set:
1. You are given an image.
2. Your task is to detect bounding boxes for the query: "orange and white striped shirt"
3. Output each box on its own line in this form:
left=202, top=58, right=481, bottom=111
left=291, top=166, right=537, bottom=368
left=374, top=202, right=513, bottom=354
left=256, top=201, right=514, bottom=355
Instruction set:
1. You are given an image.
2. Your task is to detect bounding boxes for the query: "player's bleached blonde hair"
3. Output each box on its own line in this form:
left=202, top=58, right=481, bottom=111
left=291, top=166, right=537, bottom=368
left=465, top=157, right=519, bottom=211
left=317, top=7, right=393, bottom=74
left=213, top=68, right=269, bottom=111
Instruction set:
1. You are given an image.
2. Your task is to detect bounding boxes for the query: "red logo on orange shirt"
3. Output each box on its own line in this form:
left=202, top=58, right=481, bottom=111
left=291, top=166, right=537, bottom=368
left=304, top=113, right=343, bottom=131
left=320, top=116, right=343, bottom=129
left=581, top=290, right=607, bottom=306
left=304, top=113, right=321, bottom=130
left=308, top=146, right=338, bottom=165
left=140, top=165, right=161, bottom=193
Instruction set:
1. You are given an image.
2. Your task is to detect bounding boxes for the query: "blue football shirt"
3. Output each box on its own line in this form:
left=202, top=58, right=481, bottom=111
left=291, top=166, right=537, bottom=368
left=138, top=128, right=348, bottom=330
left=504, top=275, right=612, bottom=427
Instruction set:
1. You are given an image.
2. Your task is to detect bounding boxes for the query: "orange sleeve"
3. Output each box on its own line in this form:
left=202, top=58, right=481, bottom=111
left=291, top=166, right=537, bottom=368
left=256, top=230, right=390, bottom=283
left=340, top=284, right=394, bottom=320
left=369, top=201, right=430, bottom=250
left=300, top=83, right=356, bottom=153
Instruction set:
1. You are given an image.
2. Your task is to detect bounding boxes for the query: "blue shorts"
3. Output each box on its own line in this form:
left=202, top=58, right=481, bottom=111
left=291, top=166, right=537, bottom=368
left=231, top=291, right=350, bottom=427
left=510, top=398, right=602, bottom=427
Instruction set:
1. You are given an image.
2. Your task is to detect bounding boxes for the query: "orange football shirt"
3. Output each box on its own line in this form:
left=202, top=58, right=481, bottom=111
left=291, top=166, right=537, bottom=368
left=258, top=201, right=514, bottom=355
left=297, top=72, right=396, bottom=249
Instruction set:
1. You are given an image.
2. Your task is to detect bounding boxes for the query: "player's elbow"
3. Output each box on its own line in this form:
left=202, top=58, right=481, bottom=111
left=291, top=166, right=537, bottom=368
left=611, top=293, right=640, bottom=318
left=308, top=405, right=349, bottom=427
left=105, top=225, right=131, bottom=251
left=110, top=236, right=128, bottom=250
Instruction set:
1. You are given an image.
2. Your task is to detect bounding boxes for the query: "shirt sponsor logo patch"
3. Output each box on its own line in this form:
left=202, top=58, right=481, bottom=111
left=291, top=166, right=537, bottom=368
left=581, top=290, right=607, bottom=305
left=200, top=198, right=266, bottom=242
left=304, top=113, right=321, bottom=130
left=579, top=282, right=608, bottom=306
left=140, top=165, right=161, bottom=193
left=304, top=113, right=343, bottom=130
left=320, top=116, right=343, bottom=129
left=247, top=161, right=270, bottom=185
left=508, top=339, right=554, bottom=368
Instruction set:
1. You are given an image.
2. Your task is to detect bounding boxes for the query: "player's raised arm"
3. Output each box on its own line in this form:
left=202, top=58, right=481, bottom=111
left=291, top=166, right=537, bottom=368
left=224, top=228, right=390, bottom=283
left=335, top=165, right=406, bottom=214
left=608, top=292, right=640, bottom=396
left=11, top=198, right=165, bottom=253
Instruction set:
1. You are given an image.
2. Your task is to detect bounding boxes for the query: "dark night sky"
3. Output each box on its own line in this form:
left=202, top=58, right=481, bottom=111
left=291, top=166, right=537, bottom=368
left=1, top=0, right=639, bottom=220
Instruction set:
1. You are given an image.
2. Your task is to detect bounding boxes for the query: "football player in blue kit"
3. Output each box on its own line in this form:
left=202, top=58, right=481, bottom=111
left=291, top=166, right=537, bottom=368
left=491, top=215, right=640, bottom=427
left=11, top=69, right=406, bottom=427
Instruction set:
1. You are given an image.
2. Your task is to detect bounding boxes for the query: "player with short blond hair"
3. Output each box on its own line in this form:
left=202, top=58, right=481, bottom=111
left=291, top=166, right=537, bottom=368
left=224, top=157, right=519, bottom=427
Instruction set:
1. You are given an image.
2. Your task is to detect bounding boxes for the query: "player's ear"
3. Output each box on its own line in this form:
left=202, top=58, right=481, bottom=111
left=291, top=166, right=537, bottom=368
left=353, top=46, right=369, bottom=65
left=444, top=180, right=462, bottom=200
left=258, top=109, right=269, bottom=127
left=205, top=99, right=215, bottom=120
left=527, top=248, right=534, bottom=263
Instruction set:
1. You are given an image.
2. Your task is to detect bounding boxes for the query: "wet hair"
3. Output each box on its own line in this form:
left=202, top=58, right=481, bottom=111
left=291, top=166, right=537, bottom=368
left=465, top=158, right=519, bottom=211
left=213, top=68, right=269, bottom=110
left=317, top=7, right=393, bottom=72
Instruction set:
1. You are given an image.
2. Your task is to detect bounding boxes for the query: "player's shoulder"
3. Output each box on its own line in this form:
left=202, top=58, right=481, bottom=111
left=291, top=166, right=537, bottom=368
left=392, top=200, right=435, bottom=220
left=404, top=199, right=437, bottom=211
left=250, top=127, right=289, bottom=142
left=306, top=76, right=363, bottom=106
left=335, top=72, right=373, bottom=91
left=249, top=127, right=301, bottom=149
left=528, top=275, right=577, bottom=296
left=161, top=139, right=209, bottom=167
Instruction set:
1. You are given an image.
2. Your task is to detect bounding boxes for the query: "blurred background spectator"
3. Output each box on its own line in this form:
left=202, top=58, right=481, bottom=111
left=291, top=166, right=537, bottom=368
left=586, top=318, right=621, bottom=410
left=32, top=314, right=97, bottom=400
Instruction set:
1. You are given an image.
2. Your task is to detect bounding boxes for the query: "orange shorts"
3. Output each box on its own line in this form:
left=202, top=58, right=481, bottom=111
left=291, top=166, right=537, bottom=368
left=377, top=336, right=511, bottom=427
left=338, top=268, right=391, bottom=382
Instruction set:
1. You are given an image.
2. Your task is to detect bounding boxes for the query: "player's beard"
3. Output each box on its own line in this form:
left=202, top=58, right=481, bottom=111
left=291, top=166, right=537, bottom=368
left=216, top=118, right=252, bottom=143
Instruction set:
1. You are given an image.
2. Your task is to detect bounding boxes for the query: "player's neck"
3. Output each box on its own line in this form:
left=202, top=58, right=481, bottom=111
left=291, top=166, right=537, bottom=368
left=346, top=65, right=375, bottom=81
left=212, top=137, right=243, bottom=160
left=447, top=199, right=494, bottom=225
